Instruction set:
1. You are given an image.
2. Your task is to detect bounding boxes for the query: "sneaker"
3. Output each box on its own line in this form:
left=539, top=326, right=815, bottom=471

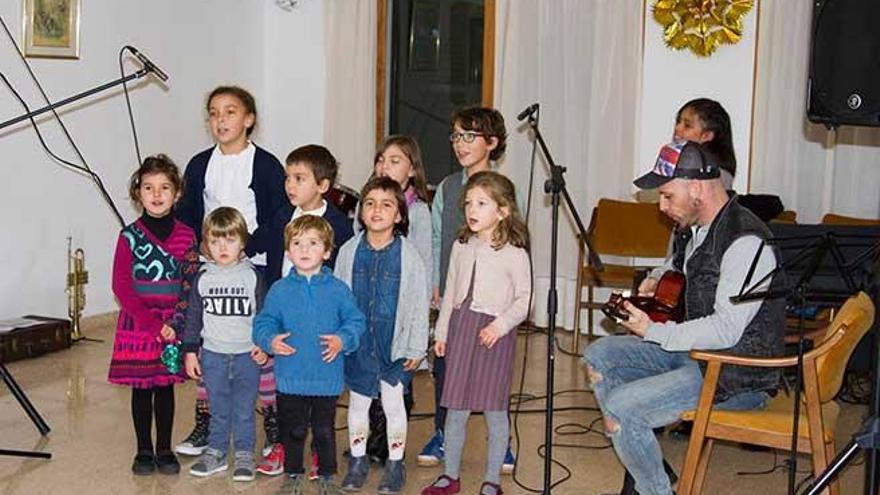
left=274, top=474, right=306, bottom=495
left=175, top=407, right=210, bottom=456
left=131, top=450, right=155, bottom=476
left=417, top=430, right=444, bottom=466
left=377, top=459, right=406, bottom=495
left=155, top=450, right=180, bottom=475
left=341, top=455, right=370, bottom=492
left=308, top=450, right=320, bottom=480
left=189, top=448, right=228, bottom=477
left=257, top=443, right=285, bottom=476
left=232, top=451, right=256, bottom=482
left=501, top=445, right=515, bottom=475
left=317, top=475, right=344, bottom=495
left=421, top=475, right=461, bottom=495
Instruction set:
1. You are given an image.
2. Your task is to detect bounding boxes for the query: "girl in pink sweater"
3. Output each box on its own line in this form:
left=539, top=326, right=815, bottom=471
left=108, top=155, right=197, bottom=476
left=422, top=171, right=531, bottom=495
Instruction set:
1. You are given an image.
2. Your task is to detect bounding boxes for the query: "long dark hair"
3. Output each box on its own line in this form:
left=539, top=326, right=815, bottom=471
left=358, top=176, right=409, bottom=237
left=677, top=98, right=736, bottom=178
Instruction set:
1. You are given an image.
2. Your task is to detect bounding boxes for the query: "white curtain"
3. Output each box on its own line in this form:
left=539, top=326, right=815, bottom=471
left=323, top=0, right=377, bottom=190
left=494, top=0, right=644, bottom=329
left=751, top=1, right=880, bottom=223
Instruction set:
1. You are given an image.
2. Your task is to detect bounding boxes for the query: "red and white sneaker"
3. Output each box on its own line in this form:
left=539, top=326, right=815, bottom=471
left=308, top=451, right=320, bottom=480
left=255, top=443, right=284, bottom=476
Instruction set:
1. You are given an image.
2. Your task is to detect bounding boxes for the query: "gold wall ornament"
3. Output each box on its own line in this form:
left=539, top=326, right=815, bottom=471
left=652, top=0, right=754, bottom=57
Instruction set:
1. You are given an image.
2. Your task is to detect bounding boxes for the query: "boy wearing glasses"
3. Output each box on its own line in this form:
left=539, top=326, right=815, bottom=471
left=419, top=107, right=517, bottom=473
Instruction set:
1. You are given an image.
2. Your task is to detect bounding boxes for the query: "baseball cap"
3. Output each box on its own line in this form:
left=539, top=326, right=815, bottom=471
left=634, top=140, right=721, bottom=190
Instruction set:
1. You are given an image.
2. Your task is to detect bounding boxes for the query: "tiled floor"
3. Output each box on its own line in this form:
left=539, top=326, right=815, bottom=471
left=0, top=315, right=869, bottom=494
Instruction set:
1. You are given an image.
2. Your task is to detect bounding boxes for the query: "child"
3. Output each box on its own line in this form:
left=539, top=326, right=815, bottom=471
left=108, top=154, right=196, bottom=476
left=361, top=135, right=433, bottom=463
left=266, top=144, right=354, bottom=287
left=421, top=106, right=518, bottom=472
left=259, top=144, right=354, bottom=477
left=422, top=171, right=531, bottom=495
left=174, top=86, right=287, bottom=463
left=672, top=98, right=736, bottom=190
left=253, top=215, right=365, bottom=495
left=182, top=207, right=267, bottom=482
left=335, top=177, right=430, bottom=494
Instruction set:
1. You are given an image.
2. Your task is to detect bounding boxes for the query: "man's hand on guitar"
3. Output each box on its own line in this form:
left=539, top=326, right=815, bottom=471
left=620, top=300, right=651, bottom=337
left=638, top=276, right=659, bottom=297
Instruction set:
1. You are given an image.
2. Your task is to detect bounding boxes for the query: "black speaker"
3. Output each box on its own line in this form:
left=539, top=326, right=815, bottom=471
left=808, top=0, right=880, bottom=128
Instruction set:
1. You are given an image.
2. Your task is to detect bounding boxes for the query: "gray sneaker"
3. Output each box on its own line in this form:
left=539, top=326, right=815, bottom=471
left=274, top=474, right=306, bottom=495
left=317, top=475, right=344, bottom=495
left=232, top=451, right=256, bottom=482
left=189, top=448, right=227, bottom=477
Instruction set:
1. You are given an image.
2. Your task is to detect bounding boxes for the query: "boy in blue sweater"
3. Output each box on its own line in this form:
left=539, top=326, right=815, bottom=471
left=253, top=215, right=365, bottom=494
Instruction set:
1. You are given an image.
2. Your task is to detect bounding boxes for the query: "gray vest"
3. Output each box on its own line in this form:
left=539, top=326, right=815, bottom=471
left=439, top=171, right=466, bottom=295
left=673, top=198, right=785, bottom=402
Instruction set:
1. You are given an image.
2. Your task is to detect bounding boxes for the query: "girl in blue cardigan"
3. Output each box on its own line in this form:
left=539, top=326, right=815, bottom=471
left=335, top=177, right=430, bottom=494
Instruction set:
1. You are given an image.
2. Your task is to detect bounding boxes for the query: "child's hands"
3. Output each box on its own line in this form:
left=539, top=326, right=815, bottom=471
left=184, top=353, right=201, bottom=379
left=433, top=340, right=446, bottom=357
left=158, top=324, right=176, bottom=342
left=431, top=287, right=441, bottom=309
left=320, top=335, right=342, bottom=363
left=479, top=324, right=501, bottom=349
left=403, top=358, right=421, bottom=371
left=250, top=346, right=269, bottom=366
left=272, top=333, right=296, bottom=356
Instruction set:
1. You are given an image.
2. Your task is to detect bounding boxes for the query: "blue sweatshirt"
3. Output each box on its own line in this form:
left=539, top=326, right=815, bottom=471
left=252, top=266, right=365, bottom=396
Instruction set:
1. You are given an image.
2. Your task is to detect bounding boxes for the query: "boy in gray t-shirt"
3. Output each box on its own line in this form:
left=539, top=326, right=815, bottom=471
left=182, top=207, right=267, bottom=482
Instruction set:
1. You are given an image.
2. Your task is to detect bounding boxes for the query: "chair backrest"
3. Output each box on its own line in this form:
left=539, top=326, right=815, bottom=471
left=822, top=213, right=880, bottom=226
left=587, top=198, right=673, bottom=257
left=814, top=292, right=876, bottom=403
left=771, top=210, right=797, bottom=224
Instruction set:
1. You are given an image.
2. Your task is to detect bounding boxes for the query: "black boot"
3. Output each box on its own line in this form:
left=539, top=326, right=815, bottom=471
left=612, top=461, right=677, bottom=495
left=263, top=404, right=279, bottom=446
left=174, top=399, right=210, bottom=456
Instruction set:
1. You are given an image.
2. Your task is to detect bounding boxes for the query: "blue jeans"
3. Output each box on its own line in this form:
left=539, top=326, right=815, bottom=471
left=202, top=349, right=261, bottom=454
left=583, top=335, right=768, bottom=495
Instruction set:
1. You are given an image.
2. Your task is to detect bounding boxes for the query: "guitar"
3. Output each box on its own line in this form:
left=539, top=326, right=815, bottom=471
left=602, top=271, right=686, bottom=324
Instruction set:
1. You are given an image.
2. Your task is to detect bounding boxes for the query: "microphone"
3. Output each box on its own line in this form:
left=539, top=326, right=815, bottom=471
left=517, top=103, right=539, bottom=121
left=125, top=46, right=169, bottom=82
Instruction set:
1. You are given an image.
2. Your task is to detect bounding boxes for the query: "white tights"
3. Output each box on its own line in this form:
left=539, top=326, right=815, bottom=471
left=348, top=381, right=407, bottom=461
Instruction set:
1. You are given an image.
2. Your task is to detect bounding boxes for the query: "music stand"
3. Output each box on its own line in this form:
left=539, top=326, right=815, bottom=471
left=732, top=224, right=880, bottom=495
left=0, top=362, right=51, bottom=459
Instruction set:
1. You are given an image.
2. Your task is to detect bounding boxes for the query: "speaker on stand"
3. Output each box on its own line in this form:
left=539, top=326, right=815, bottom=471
left=807, top=0, right=880, bottom=129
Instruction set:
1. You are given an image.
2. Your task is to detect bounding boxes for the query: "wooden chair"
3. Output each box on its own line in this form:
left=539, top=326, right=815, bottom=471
left=677, top=292, right=876, bottom=495
left=573, top=199, right=673, bottom=345
left=771, top=210, right=797, bottom=224
left=822, top=213, right=880, bottom=226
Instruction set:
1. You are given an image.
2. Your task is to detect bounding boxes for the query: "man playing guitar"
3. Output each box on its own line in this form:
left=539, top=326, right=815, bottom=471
left=583, top=140, right=785, bottom=495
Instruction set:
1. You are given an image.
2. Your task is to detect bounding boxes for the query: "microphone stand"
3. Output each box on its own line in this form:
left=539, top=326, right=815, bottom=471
left=522, top=111, right=602, bottom=494
left=0, top=362, right=51, bottom=459
left=0, top=67, right=153, bottom=132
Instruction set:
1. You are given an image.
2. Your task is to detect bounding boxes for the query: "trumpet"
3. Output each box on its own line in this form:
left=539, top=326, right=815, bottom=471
left=66, top=237, right=89, bottom=341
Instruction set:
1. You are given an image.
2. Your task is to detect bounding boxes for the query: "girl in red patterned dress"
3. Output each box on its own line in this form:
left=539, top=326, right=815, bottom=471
left=108, top=155, right=197, bottom=476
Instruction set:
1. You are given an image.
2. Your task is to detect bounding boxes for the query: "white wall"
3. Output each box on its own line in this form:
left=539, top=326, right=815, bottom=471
left=0, top=1, right=324, bottom=319
left=637, top=2, right=758, bottom=193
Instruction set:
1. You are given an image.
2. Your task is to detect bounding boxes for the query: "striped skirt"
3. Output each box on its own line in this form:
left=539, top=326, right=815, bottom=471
left=440, top=297, right=516, bottom=412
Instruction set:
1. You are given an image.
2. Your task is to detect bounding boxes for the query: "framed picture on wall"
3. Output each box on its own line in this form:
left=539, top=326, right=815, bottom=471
left=22, top=0, right=81, bottom=59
